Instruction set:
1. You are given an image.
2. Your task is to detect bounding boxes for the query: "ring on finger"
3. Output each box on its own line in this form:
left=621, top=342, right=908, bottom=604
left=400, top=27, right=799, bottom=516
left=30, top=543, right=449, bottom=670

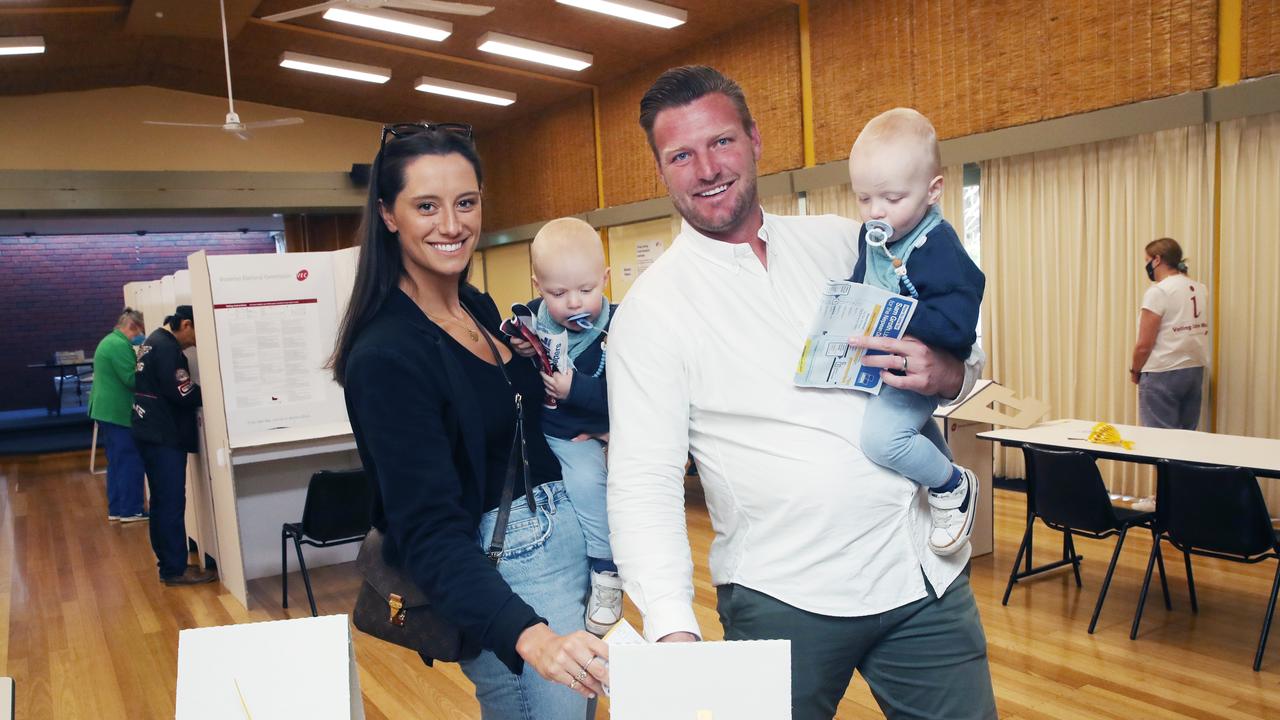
left=584, top=656, right=599, bottom=672
left=569, top=677, right=580, bottom=691
left=901, top=355, right=909, bottom=373
left=574, top=669, right=589, bottom=683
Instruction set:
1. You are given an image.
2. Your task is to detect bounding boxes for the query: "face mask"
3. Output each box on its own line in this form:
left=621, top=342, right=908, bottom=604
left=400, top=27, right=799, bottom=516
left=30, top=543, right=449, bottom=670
left=1144, top=260, right=1156, bottom=281
left=131, top=334, right=146, bottom=346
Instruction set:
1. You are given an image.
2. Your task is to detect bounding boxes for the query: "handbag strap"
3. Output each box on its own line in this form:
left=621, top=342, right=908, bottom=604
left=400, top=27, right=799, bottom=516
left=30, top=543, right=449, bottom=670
left=463, top=307, right=538, bottom=564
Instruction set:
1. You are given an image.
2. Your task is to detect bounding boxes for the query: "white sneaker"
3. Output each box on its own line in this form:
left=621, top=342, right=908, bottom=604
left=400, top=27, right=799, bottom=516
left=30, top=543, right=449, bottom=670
left=585, top=570, right=624, bottom=636
left=928, top=467, right=977, bottom=556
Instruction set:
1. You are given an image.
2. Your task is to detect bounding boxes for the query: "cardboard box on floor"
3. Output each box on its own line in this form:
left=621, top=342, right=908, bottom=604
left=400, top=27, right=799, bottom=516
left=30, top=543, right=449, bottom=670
left=175, top=614, right=364, bottom=720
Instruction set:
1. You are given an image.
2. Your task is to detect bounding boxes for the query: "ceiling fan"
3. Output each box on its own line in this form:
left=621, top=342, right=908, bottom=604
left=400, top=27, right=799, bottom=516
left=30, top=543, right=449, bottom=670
left=144, top=0, right=304, bottom=141
left=262, top=0, right=495, bottom=24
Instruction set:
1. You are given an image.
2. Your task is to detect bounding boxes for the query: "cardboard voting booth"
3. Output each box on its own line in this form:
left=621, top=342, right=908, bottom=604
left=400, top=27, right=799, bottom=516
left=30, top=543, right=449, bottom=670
left=933, top=379, right=1048, bottom=557
left=175, top=615, right=364, bottom=720
left=606, top=621, right=791, bottom=719
left=185, top=248, right=364, bottom=609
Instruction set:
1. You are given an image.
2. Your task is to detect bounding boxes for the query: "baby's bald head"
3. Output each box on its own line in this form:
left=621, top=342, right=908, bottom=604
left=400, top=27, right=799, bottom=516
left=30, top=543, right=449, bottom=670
left=531, top=217, right=605, bottom=280
left=531, top=217, right=610, bottom=329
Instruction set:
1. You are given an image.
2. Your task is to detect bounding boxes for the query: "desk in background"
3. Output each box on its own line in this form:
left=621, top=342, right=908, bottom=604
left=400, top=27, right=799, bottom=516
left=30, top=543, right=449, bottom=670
left=979, top=419, right=1280, bottom=479
left=26, top=359, right=95, bottom=416
left=979, top=419, right=1280, bottom=584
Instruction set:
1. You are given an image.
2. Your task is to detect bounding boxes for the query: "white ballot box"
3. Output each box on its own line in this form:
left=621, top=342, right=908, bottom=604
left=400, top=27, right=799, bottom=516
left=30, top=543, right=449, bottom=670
left=175, top=614, right=364, bottom=720
left=607, top=621, right=790, bottom=720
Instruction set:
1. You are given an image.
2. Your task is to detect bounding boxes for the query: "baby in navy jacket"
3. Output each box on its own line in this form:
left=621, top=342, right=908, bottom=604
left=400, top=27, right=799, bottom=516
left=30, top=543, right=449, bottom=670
left=847, top=108, right=986, bottom=556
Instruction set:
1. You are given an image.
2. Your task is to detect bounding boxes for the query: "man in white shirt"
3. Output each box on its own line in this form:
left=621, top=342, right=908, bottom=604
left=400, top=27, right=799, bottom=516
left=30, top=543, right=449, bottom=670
left=607, top=66, right=997, bottom=719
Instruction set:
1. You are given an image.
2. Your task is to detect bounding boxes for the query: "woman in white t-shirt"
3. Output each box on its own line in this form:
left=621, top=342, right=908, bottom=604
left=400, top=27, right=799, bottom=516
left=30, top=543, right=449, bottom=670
left=1130, top=237, right=1210, bottom=429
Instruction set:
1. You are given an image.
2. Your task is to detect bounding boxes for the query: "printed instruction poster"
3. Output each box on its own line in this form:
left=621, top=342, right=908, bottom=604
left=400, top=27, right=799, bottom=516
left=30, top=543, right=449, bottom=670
left=794, top=280, right=917, bottom=394
left=207, top=253, right=352, bottom=446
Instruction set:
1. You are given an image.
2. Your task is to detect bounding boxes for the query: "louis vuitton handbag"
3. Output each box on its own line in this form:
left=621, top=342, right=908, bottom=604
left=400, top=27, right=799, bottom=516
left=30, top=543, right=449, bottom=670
left=351, top=314, right=535, bottom=662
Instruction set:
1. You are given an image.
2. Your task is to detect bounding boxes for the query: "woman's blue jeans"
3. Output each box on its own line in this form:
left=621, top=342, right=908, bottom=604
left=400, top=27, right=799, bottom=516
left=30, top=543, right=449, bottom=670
left=459, top=481, right=591, bottom=719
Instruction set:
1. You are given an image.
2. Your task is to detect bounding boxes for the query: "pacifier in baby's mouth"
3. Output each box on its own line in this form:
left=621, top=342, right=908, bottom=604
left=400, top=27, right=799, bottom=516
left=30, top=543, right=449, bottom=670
left=566, top=312, right=594, bottom=330
left=863, top=220, right=894, bottom=247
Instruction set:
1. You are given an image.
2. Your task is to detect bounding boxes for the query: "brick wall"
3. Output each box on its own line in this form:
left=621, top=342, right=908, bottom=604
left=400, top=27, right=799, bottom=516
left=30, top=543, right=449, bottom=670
left=0, top=232, right=277, bottom=413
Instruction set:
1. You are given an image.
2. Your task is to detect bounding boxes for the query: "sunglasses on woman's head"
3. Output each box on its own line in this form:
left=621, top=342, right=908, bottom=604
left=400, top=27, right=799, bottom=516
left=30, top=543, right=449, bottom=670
left=380, top=122, right=474, bottom=148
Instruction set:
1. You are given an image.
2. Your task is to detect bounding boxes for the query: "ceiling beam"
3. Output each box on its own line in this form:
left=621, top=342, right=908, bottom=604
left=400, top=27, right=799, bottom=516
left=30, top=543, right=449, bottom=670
left=247, top=17, right=596, bottom=90
left=0, top=6, right=125, bottom=16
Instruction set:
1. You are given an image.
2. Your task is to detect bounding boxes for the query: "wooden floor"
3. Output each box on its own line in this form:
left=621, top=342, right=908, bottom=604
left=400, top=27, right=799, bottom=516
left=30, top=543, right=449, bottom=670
left=4, top=450, right=1280, bottom=718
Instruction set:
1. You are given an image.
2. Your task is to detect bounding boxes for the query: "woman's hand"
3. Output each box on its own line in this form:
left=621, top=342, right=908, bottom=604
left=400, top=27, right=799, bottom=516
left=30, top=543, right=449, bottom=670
left=542, top=369, right=574, bottom=400
left=848, top=334, right=964, bottom=398
left=516, top=623, right=610, bottom=699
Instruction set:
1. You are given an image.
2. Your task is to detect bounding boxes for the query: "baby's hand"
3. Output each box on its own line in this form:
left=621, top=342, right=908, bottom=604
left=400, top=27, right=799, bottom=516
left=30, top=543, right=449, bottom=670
left=542, top=368, right=573, bottom=401
left=509, top=335, right=537, bottom=358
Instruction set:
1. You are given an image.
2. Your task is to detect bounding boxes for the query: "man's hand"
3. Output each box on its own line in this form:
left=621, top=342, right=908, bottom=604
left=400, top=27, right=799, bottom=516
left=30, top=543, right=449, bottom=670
left=657, top=631, right=699, bottom=642
left=509, top=334, right=538, bottom=358
left=542, top=368, right=574, bottom=400
left=848, top=334, right=964, bottom=399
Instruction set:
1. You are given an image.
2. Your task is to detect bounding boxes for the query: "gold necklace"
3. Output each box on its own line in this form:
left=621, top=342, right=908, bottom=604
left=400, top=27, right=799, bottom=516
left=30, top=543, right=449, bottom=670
left=425, top=310, right=479, bottom=342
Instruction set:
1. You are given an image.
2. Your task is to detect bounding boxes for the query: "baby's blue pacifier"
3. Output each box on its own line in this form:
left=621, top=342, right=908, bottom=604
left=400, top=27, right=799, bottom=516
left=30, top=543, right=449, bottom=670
left=566, top=312, right=594, bottom=330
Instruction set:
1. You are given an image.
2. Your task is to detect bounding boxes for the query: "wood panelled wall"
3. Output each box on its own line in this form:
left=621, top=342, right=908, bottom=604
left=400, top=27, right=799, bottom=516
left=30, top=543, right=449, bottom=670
left=810, top=0, right=1217, bottom=163
left=481, top=0, right=1234, bottom=229
left=1243, top=0, right=1280, bottom=79
left=478, top=90, right=598, bottom=231
left=598, top=6, right=804, bottom=207
left=283, top=213, right=361, bottom=253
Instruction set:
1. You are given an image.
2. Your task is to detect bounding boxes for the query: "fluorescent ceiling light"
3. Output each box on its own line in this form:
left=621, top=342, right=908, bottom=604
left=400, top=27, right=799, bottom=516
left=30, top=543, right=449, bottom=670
left=0, top=36, right=45, bottom=56
left=476, top=32, right=592, bottom=71
left=415, top=76, right=516, bottom=106
left=279, top=51, right=390, bottom=84
left=556, top=0, right=686, bottom=29
left=322, top=7, right=452, bottom=42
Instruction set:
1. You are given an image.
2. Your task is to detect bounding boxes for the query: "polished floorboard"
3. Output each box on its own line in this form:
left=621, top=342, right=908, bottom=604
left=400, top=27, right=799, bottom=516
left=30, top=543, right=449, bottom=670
left=3, top=450, right=1280, bottom=718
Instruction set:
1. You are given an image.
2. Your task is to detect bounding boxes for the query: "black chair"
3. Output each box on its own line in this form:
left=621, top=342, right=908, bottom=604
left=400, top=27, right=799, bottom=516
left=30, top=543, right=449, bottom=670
left=1131, top=460, right=1280, bottom=671
left=1003, top=445, right=1169, bottom=633
left=282, top=469, right=374, bottom=616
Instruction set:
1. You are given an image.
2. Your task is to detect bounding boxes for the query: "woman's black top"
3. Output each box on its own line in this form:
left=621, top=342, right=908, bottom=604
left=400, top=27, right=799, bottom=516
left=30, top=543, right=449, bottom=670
left=343, top=286, right=561, bottom=674
left=443, top=333, right=560, bottom=512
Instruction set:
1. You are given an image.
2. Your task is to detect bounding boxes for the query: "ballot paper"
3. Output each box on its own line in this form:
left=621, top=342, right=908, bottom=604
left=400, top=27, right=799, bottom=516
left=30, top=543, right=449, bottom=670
left=175, top=614, right=364, bottom=720
left=537, top=326, right=571, bottom=374
left=794, top=280, right=917, bottom=395
left=605, top=620, right=791, bottom=719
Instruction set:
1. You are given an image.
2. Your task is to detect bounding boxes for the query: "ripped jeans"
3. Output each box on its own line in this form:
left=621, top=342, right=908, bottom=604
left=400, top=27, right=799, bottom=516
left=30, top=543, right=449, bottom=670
left=459, top=481, right=592, bottom=719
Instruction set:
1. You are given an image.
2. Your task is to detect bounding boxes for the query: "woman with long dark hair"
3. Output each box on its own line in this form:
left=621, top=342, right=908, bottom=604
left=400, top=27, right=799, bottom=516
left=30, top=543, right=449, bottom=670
left=332, top=123, right=608, bottom=718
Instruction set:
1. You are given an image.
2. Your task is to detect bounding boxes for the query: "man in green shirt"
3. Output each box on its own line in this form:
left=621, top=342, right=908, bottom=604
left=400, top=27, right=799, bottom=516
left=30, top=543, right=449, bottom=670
left=89, top=308, right=148, bottom=522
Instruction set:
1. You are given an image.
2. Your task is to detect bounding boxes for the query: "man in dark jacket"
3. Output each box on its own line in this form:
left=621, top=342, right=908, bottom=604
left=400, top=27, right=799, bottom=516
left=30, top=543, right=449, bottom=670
left=132, top=305, right=215, bottom=586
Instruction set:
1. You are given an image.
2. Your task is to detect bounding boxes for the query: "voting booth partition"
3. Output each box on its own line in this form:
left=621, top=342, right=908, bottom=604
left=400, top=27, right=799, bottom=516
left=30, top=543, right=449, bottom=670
left=932, top=379, right=1048, bottom=558
left=122, top=270, right=220, bottom=575
left=184, top=247, right=362, bottom=609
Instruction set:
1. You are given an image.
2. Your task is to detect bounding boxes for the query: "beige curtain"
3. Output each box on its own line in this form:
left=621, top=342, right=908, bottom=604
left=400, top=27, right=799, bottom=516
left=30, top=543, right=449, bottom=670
left=805, top=183, right=857, bottom=217
left=1219, top=112, right=1280, bottom=511
left=980, top=125, right=1216, bottom=496
left=804, top=166, right=967, bottom=224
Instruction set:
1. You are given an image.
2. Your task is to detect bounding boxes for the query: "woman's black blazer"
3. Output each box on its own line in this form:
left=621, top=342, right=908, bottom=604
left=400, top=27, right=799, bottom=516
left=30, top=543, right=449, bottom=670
left=343, top=285, right=543, bottom=673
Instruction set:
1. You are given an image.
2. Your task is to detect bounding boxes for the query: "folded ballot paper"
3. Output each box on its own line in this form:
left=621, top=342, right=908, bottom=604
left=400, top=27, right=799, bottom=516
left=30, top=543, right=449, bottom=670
left=605, top=620, right=791, bottom=719
left=794, top=280, right=917, bottom=395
